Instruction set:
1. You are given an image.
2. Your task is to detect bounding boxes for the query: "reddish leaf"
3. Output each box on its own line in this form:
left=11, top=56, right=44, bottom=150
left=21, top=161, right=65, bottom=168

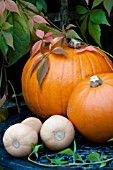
left=0, top=94, right=6, bottom=107
left=30, top=54, right=44, bottom=77
left=76, top=45, right=111, bottom=60
left=37, top=57, right=49, bottom=86
left=31, top=40, right=42, bottom=57
left=36, top=29, right=44, bottom=39
left=62, top=25, right=65, bottom=32
left=5, top=0, right=20, bottom=14
left=0, top=0, right=5, bottom=16
left=49, top=36, right=64, bottom=49
left=51, top=47, right=67, bottom=55
left=32, top=15, right=49, bottom=25
left=76, top=46, right=97, bottom=53
left=44, top=32, right=53, bottom=37
left=44, top=36, right=53, bottom=43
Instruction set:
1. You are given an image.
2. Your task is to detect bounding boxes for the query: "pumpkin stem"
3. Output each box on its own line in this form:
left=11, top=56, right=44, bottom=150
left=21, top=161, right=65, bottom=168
left=68, top=39, right=82, bottom=49
left=90, top=75, right=102, bottom=88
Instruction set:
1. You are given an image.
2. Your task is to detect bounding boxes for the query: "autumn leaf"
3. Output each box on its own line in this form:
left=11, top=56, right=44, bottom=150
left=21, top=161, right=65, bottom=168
left=36, top=29, right=44, bottom=39
left=49, top=36, right=64, bottom=49
left=66, top=24, right=76, bottom=30
left=51, top=46, right=67, bottom=55
left=32, top=15, right=49, bottom=25
left=28, top=18, right=34, bottom=32
left=44, top=32, right=53, bottom=37
left=0, top=0, right=5, bottom=16
left=31, top=40, right=42, bottom=57
left=30, top=54, right=44, bottom=77
left=5, top=0, right=20, bottom=15
left=37, top=57, right=49, bottom=86
left=84, top=0, right=89, bottom=5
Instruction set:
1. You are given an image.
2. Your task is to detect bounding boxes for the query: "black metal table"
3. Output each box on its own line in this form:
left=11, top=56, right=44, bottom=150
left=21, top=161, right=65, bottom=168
left=0, top=108, right=113, bottom=170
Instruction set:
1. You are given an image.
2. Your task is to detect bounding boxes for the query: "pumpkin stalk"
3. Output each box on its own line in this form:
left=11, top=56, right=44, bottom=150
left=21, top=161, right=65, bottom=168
left=90, top=75, right=102, bottom=88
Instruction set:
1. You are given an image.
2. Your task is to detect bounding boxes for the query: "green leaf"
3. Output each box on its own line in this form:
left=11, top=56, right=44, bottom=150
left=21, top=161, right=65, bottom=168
left=46, top=156, right=68, bottom=165
left=66, top=29, right=82, bottom=40
left=57, top=148, right=73, bottom=156
left=2, top=31, right=14, bottom=49
left=0, top=16, right=6, bottom=27
left=100, top=162, right=107, bottom=168
left=2, top=22, right=13, bottom=31
left=37, top=57, right=49, bottom=86
left=7, top=12, right=30, bottom=66
left=90, top=9, right=110, bottom=26
left=39, top=0, right=47, bottom=13
left=86, top=151, right=100, bottom=162
left=0, top=108, right=9, bottom=122
left=80, top=15, right=88, bottom=36
left=75, top=5, right=88, bottom=15
left=92, top=0, right=103, bottom=9
left=88, top=20, right=101, bottom=47
left=103, top=0, right=113, bottom=16
left=32, top=144, right=43, bottom=158
left=36, top=0, right=43, bottom=11
left=0, top=32, right=8, bottom=60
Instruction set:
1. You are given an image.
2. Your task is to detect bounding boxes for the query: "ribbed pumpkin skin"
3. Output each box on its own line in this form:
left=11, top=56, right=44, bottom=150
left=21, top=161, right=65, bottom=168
left=67, top=73, right=113, bottom=143
left=22, top=43, right=113, bottom=118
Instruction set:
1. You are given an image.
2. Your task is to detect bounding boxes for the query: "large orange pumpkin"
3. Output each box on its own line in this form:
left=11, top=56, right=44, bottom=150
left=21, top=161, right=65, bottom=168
left=67, top=73, right=113, bottom=143
left=21, top=43, right=113, bottom=118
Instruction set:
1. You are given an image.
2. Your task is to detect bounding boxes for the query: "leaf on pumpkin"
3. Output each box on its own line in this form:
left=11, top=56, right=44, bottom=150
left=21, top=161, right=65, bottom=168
left=0, top=0, right=5, bottom=16
left=37, top=57, right=49, bottom=86
left=51, top=46, right=67, bottom=55
left=32, top=15, right=49, bottom=25
left=31, top=40, right=42, bottom=57
left=49, top=36, right=64, bottom=49
left=0, top=108, right=9, bottom=122
left=30, top=54, right=44, bottom=77
left=0, top=94, right=6, bottom=107
left=5, top=0, right=20, bottom=15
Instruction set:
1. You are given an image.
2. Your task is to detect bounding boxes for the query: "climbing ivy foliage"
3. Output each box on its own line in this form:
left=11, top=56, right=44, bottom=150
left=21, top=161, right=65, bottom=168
left=75, top=0, right=113, bottom=47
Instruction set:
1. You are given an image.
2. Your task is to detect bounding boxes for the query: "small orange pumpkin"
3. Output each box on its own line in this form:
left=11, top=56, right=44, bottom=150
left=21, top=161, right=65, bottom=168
left=21, top=43, right=113, bottom=118
left=67, top=73, right=113, bottom=143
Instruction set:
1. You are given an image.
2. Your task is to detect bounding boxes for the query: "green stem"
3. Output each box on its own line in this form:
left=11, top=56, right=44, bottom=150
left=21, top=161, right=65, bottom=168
left=28, top=152, right=113, bottom=167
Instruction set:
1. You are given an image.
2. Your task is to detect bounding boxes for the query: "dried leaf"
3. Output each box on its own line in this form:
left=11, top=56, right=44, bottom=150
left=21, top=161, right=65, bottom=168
left=51, top=46, right=67, bottom=55
left=30, top=54, right=44, bottom=77
left=76, top=45, right=97, bottom=53
left=37, top=57, right=49, bottom=86
left=31, top=40, right=42, bottom=57
left=5, top=0, right=20, bottom=15
left=33, top=15, right=49, bottom=25
left=36, top=29, right=44, bottom=39
left=0, top=0, right=5, bottom=16
left=0, top=94, right=6, bottom=107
